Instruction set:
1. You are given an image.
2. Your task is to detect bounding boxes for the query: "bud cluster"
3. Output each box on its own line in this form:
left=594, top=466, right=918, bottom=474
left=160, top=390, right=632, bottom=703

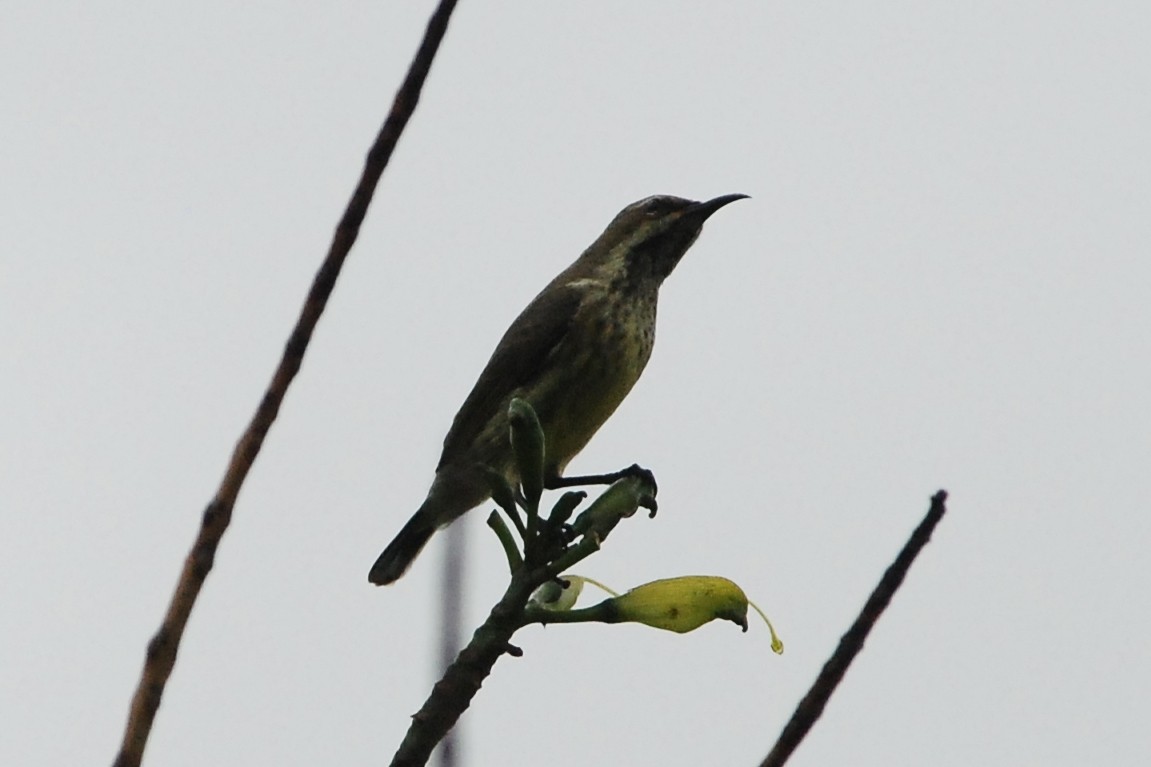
left=487, top=399, right=781, bottom=651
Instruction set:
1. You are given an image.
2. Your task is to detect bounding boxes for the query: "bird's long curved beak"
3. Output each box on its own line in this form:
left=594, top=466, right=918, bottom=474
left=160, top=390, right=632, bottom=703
left=688, top=193, right=750, bottom=221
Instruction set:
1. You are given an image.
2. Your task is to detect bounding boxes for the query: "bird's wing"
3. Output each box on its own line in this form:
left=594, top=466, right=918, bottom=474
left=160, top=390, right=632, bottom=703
left=437, top=280, right=586, bottom=469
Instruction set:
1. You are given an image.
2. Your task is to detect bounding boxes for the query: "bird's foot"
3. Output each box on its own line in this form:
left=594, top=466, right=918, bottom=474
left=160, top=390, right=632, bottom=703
left=547, top=463, right=657, bottom=492
left=546, top=463, right=658, bottom=518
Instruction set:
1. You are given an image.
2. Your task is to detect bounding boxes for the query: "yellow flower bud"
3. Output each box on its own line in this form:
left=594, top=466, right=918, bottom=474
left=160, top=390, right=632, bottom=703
left=523, top=575, right=781, bottom=653
left=607, top=576, right=751, bottom=634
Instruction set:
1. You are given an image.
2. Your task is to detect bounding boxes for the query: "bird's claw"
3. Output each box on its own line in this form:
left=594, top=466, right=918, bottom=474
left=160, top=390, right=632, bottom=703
left=619, top=463, right=658, bottom=495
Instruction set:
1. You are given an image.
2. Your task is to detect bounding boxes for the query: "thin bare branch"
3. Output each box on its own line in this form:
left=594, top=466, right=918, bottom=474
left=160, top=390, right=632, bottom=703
left=111, top=3, right=460, bottom=765
left=760, top=490, right=949, bottom=767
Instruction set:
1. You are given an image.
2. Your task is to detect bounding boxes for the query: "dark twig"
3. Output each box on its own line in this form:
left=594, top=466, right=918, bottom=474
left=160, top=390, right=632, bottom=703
left=111, top=3, right=460, bottom=766
left=760, top=490, right=949, bottom=767
left=391, top=410, right=659, bottom=766
left=390, top=565, right=543, bottom=767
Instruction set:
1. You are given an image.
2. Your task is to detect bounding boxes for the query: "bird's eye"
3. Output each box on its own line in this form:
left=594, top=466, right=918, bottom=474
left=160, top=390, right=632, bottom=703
left=641, top=197, right=681, bottom=218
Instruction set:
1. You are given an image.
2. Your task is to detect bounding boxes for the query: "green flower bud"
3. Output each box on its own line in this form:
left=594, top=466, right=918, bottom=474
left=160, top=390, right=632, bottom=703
left=508, top=398, right=544, bottom=506
left=546, top=491, right=587, bottom=531
left=571, top=476, right=652, bottom=540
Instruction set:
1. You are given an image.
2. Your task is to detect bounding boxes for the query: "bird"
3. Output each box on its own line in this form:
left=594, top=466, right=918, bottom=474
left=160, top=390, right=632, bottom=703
left=369, top=193, right=747, bottom=584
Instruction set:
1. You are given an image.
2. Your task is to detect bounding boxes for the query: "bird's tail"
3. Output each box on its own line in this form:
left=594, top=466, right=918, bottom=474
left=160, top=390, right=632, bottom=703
left=368, top=509, right=436, bottom=585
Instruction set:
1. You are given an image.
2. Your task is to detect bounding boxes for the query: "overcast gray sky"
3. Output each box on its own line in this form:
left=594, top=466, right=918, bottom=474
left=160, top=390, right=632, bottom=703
left=4, top=3, right=1149, bottom=765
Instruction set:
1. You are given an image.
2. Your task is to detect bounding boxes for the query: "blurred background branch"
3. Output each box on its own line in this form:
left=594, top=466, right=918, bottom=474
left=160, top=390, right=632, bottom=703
left=111, top=2, right=461, bottom=765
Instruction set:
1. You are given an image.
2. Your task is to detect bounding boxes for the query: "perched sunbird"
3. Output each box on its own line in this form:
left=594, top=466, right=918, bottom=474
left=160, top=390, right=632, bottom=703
left=369, top=194, right=747, bottom=584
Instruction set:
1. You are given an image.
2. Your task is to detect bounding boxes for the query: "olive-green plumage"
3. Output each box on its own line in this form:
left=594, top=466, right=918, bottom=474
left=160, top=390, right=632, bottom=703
left=369, top=193, right=746, bottom=585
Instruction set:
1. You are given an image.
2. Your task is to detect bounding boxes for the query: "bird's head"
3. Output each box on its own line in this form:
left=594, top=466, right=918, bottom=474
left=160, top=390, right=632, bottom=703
left=586, top=194, right=748, bottom=287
